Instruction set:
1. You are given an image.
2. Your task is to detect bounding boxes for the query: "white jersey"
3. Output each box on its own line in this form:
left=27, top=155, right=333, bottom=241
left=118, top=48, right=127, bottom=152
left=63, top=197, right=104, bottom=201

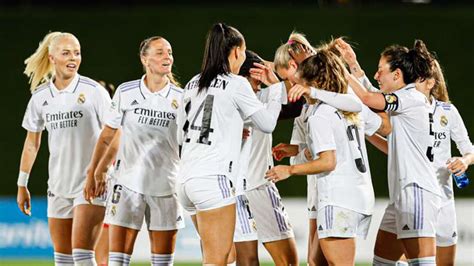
left=106, top=76, right=182, bottom=196
left=431, top=100, right=474, bottom=200
left=178, top=74, right=265, bottom=184
left=22, top=74, right=111, bottom=198
left=236, top=123, right=252, bottom=195
left=307, top=103, right=375, bottom=215
left=384, top=84, right=441, bottom=202
left=246, top=82, right=285, bottom=190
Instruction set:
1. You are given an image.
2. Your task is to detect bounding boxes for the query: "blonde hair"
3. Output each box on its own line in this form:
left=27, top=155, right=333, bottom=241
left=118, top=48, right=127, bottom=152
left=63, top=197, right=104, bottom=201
left=24, top=32, right=77, bottom=92
left=273, top=31, right=316, bottom=70
left=297, top=49, right=359, bottom=125
left=139, top=36, right=181, bottom=87
left=431, top=59, right=450, bottom=103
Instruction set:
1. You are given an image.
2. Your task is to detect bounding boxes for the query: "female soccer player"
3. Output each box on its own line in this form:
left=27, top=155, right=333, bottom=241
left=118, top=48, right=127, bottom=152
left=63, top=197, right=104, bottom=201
left=85, top=36, right=184, bottom=266
left=176, top=23, right=281, bottom=265
left=337, top=38, right=441, bottom=265
left=266, top=50, right=378, bottom=265
left=17, top=32, right=111, bottom=266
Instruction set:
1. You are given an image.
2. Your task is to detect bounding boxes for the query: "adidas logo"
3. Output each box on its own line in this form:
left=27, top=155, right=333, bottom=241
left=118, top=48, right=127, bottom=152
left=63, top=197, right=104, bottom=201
left=402, top=224, right=410, bottom=230
left=42, top=101, right=48, bottom=106
left=452, top=232, right=457, bottom=238
left=311, top=206, right=317, bottom=211
left=131, top=100, right=139, bottom=105
left=318, top=225, right=323, bottom=231
left=177, top=216, right=182, bottom=222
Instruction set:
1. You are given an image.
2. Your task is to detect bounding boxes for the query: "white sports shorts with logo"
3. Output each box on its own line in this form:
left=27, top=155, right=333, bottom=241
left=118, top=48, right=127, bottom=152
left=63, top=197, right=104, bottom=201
left=307, top=175, right=318, bottom=219
left=105, top=183, right=185, bottom=231
left=246, top=182, right=294, bottom=243
left=234, top=194, right=258, bottom=242
left=177, top=175, right=236, bottom=213
left=47, top=189, right=107, bottom=219
left=317, top=205, right=372, bottom=239
left=435, top=199, right=457, bottom=247
left=379, top=183, right=441, bottom=239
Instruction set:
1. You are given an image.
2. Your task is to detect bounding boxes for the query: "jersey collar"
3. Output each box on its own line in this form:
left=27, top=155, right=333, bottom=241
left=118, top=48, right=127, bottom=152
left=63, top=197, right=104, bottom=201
left=48, top=74, right=80, bottom=97
left=139, top=75, right=171, bottom=99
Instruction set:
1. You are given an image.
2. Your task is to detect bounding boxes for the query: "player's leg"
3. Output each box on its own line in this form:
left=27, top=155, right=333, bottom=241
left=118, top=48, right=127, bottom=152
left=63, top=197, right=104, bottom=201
left=72, top=201, right=106, bottom=266
left=48, top=193, right=74, bottom=266
left=94, top=224, right=109, bottom=266
left=308, top=219, right=327, bottom=266
left=246, top=183, right=298, bottom=266
left=373, top=203, right=406, bottom=265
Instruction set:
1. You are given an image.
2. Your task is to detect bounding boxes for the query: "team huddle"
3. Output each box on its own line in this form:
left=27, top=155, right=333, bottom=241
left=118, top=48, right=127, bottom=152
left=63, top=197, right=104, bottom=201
left=16, top=22, right=473, bottom=266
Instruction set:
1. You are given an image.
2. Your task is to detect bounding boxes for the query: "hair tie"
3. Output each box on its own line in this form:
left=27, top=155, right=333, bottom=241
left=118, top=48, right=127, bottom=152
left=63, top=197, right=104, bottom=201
left=287, top=40, right=296, bottom=45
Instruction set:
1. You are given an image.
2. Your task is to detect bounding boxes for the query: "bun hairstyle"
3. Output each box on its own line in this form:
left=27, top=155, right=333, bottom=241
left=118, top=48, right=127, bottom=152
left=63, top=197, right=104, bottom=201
left=199, top=23, right=244, bottom=93
left=298, top=50, right=359, bottom=125
left=238, top=50, right=264, bottom=77
left=273, top=31, right=316, bottom=70
left=139, top=36, right=180, bottom=87
left=381, top=39, right=434, bottom=85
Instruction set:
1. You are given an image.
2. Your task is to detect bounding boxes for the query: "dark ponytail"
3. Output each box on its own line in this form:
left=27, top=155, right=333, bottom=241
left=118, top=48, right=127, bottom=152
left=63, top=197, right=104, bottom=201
left=199, top=23, right=244, bottom=93
left=381, top=40, right=434, bottom=84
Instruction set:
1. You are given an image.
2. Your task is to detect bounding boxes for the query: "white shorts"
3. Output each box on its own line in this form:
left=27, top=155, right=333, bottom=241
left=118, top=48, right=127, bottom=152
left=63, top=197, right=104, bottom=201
left=435, top=199, right=457, bottom=247
left=105, top=183, right=185, bottom=231
left=177, top=175, right=236, bottom=213
left=379, top=183, right=441, bottom=239
left=246, top=182, right=294, bottom=243
left=317, top=205, right=371, bottom=239
left=307, top=175, right=318, bottom=219
left=47, top=189, right=106, bottom=219
left=234, top=194, right=258, bottom=242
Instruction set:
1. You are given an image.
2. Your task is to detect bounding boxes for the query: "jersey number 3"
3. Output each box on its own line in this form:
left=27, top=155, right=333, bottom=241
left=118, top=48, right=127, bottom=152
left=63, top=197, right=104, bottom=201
left=184, top=95, right=215, bottom=145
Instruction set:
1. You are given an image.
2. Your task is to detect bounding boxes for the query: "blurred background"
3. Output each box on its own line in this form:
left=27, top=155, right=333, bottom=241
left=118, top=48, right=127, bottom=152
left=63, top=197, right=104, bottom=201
left=0, top=0, right=473, bottom=264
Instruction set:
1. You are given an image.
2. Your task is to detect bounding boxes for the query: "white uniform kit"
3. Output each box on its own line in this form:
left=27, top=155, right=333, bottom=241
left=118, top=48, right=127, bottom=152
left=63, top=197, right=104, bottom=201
left=244, top=82, right=295, bottom=243
left=290, top=103, right=318, bottom=219
left=307, top=102, right=378, bottom=239
left=104, top=76, right=184, bottom=231
left=430, top=100, right=474, bottom=246
left=379, top=84, right=442, bottom=238
left=22, top=74, right=111, bottom=218
left=177, top=73, right=270, bottom=212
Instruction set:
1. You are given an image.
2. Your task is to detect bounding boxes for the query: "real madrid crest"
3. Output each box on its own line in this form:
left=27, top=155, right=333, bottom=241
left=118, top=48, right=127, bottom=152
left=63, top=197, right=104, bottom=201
left=171, top=99, right=179, bottom=109
left=111, top=205, right=117, bottom=216
left=440, top=115, right=448, bottom=127
left=77, top=93, right=86, bottom=104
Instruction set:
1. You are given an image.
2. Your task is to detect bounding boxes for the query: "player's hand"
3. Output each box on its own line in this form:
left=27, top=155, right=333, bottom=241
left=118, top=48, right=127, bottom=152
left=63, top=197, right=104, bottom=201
left=94, top=170, right=107, bottom=199
left=288, top=43, right=315, bottom=64
left=17, top=186, right=31, bottom=216
left=84, top=169, right=96, bottom=204
left=242, top=128, right=251, bottom=140
left=265, top=165, right=291, bottom=183
left=272, top=143, right=299, bottom=161
left=335, top=38, right=357, bottom=66
left=288, top=84, right=311, bottom=103
left=249, top=62, right=280, bottom=86
left=447, top=157, right=468, bottom=176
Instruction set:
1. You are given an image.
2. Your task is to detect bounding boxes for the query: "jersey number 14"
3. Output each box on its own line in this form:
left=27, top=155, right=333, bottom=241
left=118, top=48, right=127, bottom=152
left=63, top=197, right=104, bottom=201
left=184, top=94, right=215, bottom=145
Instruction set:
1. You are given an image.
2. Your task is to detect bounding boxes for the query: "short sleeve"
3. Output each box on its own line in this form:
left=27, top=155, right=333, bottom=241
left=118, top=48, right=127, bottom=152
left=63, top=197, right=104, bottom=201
left=383, top=88, right=425, bottom=113
left=22, top=97, right=44, bottom=132
left=105, top=89, right=123, bottom=129
left=93, top=85, right=112, bottom=125
left=232, top=78, right=264, bottom=119
left=308, top=115, right=336, bottom=155
left=449, top=104, right=474, bottom=155
left=361, top=105, right=382, bottom=136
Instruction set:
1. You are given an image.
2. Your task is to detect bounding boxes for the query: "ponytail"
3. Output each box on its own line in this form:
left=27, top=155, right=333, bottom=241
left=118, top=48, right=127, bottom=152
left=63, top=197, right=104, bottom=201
left=431, top=59, right=450, bottom=102
left=24, top=32, right=77, bottom=92
left=199, top=23, right=244, bottom=93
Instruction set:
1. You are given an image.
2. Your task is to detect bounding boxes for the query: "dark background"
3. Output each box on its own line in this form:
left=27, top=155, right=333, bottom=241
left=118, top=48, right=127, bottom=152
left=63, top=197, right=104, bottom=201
left=1, top=1, right=473, bottom=197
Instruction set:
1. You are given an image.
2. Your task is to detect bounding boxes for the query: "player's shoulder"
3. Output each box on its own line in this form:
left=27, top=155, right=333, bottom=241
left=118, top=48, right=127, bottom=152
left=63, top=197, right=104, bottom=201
left=436, top=100, right=453, bottom=111
left=31, top=82, right=50, bottom=97
left=169, top=83, right=183, bottom=95
left=117, top=79, right=141, bottom=94
left=77, top=75, right=100, bottom=89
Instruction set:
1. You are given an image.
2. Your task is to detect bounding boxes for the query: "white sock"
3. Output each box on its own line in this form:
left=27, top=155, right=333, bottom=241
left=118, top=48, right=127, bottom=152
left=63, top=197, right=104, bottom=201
left=72, top=249, right=96, bottom=266
left=407, top=256, right=436, bottom=265
left=109, top=252, right=131, bottom=266
left=151, top=253, right=175, bottom=266
left=54, top=252, right=74, bottom=266
left=227, top=263, right=236, bottom=266
left=373, top=255, right=398, bottom=265
left=396, top=261, right=409, bottom=266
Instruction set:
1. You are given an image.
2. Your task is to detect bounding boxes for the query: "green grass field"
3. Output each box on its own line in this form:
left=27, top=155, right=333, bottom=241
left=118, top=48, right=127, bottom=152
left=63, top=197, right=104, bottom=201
left=0, top=261, right=371, bottom=266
